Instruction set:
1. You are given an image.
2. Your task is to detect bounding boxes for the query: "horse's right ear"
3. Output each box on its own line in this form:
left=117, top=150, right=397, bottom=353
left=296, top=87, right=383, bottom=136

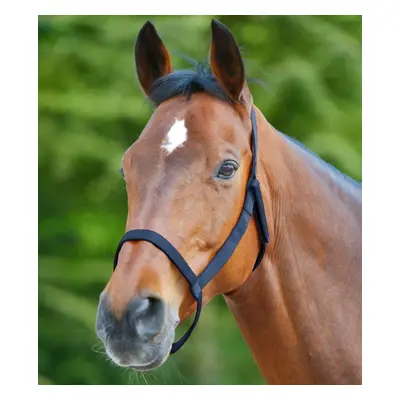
left=134, top=21, right=173, bottom=96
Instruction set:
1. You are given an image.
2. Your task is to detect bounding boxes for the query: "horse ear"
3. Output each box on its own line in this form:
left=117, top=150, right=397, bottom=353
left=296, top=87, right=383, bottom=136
left=134, top=21, right=173, bottom=96
left=210, top=19, right=246, bottom=103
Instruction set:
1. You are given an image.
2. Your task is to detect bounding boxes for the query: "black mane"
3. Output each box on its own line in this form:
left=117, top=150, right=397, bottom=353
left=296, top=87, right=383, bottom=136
left=148, top=61, right=233, bottom=106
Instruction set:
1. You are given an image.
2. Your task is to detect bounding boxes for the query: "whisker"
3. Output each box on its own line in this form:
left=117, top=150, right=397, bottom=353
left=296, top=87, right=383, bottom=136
left=141, top=372, right=148, bottom=385
left=169, top=359, right=189, bottom=384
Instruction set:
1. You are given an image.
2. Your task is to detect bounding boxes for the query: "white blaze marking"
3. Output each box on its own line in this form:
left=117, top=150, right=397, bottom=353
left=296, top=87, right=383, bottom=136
left=161, top=118, right=187, bottom=154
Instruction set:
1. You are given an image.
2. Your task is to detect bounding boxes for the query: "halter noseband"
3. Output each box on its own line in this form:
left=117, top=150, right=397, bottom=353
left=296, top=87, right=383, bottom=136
left=113, top=107, right=269, bottom=354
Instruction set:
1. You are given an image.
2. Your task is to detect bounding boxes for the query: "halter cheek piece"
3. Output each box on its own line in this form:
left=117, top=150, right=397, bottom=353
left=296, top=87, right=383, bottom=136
left=113, top=107, right=269, bottom=354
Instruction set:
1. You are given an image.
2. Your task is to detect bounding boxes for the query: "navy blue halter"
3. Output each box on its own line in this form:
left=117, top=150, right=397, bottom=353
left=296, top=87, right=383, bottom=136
left=113, top=107, right=269, bottom=354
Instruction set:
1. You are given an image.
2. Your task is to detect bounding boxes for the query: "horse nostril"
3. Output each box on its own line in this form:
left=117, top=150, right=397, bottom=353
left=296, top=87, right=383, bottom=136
left=133, top=297, right=151, bottom=317
left=127, top=296, right=166, bottom=340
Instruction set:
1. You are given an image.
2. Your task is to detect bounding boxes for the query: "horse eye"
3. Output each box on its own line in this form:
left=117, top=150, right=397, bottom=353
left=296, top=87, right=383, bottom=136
left=216, top=161, right=239, bottom=180
left=119, top=167, right=125, bottom=179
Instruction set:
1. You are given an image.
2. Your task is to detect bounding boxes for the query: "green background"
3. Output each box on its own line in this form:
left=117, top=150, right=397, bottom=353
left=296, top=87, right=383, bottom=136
left=38, top=15, right=362, bottom=385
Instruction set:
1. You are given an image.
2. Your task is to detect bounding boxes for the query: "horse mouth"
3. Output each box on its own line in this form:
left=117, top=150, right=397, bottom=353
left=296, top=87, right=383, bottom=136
left=129, top=353, right=168, bottom=371
left=104, top=343, right=170, bottom=372
left=102, top=326, right=175, bottom=372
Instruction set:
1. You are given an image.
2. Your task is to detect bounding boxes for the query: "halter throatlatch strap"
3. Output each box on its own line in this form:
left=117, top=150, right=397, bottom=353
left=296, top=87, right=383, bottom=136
left=112, top=107, right=269, bottom=354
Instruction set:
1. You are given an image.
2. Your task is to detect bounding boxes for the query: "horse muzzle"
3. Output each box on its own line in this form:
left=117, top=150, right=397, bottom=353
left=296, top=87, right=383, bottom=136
left=95, top=292, right=178, bottom=370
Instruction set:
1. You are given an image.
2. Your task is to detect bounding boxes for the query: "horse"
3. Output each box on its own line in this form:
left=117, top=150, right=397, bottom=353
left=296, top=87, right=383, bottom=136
left=95, top=19, right=362, bottom=385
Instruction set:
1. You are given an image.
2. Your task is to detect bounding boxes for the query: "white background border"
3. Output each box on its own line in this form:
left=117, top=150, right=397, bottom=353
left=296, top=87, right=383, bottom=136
left=1, top=0, right=399, bottom=396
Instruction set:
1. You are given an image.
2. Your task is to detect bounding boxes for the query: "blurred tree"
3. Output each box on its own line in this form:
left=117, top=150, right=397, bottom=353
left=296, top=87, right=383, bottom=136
left=38, top=15, right=361, bottom=385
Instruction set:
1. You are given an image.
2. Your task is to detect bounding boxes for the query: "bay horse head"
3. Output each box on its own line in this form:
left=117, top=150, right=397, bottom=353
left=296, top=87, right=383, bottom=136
left=95, top=19, right=266, bottom=371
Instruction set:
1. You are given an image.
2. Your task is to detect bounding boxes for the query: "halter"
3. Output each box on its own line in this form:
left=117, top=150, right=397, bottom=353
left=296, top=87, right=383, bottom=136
left=113, top=107, right=270, bottom=354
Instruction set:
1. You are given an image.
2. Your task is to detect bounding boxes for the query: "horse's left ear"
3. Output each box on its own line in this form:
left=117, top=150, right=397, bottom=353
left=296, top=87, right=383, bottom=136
left=210, top=19, right=249, bottom=104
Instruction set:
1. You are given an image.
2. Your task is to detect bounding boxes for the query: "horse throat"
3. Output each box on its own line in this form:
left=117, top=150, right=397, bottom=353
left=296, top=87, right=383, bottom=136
left=223, top=111, right=362, bottom=384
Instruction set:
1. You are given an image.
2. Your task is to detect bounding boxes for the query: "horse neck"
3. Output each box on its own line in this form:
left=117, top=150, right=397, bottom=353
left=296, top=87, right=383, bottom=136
left=223, top=107, right=362, bottom=384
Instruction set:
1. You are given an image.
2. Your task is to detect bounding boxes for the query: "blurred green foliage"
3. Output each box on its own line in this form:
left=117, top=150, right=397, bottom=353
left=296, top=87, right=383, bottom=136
left=38, top=15, right=361, bottom=385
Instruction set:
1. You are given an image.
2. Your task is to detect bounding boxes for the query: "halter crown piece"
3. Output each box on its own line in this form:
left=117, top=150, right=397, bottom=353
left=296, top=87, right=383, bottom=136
left=113, top=107, right=270, bottom=354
